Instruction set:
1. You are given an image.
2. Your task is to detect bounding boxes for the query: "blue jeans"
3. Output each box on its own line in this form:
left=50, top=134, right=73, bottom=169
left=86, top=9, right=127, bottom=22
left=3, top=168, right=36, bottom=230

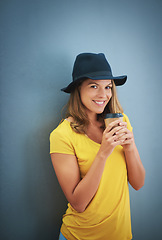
left=59, top=232, right=67, bottom=240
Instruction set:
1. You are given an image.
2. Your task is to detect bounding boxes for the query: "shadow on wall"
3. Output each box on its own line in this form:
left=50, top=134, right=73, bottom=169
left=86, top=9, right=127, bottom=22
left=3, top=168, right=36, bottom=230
left=24, top=119, right=68, bottom=239
left=18, top=51, right=70, bottom=239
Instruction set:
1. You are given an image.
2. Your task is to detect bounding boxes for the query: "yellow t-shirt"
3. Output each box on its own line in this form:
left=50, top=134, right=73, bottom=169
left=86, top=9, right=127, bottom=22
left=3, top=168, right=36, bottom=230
left=50, top=113, right=133, bottom=240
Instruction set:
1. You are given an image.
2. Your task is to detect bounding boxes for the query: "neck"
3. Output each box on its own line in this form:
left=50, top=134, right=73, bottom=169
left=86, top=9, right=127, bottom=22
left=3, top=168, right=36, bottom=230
left=87, top=113, right=98, bottom=124
left=87, top=114, right=104, bottom=128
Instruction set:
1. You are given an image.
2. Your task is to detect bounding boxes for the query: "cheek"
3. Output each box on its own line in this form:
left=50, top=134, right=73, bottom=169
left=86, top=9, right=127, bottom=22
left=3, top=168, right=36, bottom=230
left=80, top=90, right=89, bottom=106
left=107, top=90, right=112, bottom=99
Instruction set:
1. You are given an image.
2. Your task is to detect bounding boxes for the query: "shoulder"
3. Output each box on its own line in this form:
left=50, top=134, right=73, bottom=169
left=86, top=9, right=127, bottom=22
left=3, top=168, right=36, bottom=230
left=122, top=113, right=133, bottom=131
left=50, top=120, right=77, bottom=154
left=122, top=113, right=129, bottom=122
left=50, top=119, right=74, bottom=139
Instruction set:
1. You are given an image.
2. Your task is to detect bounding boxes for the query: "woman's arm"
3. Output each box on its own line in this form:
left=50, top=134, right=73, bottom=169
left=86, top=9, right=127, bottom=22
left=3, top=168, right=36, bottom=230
left=51, top=120, right=126, bottom=213
left=117, top=123, right=145, bottom=190
left=51, top=152, right=107, bottom=213
left=124, top=142, right=145, bottom=190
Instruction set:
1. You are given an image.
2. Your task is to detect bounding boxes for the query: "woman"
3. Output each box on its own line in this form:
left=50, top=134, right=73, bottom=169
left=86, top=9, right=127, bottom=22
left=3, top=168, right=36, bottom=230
left=50, top=53, right=145, bottom=240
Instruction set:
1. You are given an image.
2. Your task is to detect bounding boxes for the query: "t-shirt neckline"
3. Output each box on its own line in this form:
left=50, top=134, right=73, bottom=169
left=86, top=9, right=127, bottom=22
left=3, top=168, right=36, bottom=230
left=64, top=119, right=101, bottom=146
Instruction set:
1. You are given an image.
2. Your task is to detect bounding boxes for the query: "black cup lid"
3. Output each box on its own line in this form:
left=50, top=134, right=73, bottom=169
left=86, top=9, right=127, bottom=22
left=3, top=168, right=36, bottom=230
left=104, top=113, right=123, bottom=119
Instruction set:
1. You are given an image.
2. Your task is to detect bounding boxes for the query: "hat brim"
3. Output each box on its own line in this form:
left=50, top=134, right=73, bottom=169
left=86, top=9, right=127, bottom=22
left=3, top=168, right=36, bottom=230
left=61, top=75, right=127, bottom=93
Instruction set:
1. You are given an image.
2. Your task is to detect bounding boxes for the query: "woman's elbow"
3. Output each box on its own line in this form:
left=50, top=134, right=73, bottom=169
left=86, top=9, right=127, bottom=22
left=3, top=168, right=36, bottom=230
left=76, top=207, right=86, bottom=213
left=131, top=177, right=145, bottom=191
left=130, top=169, right=146, bottom=191
left=71, top=202, right=86, bottom=213
left=133, top=183, right=144, bottom=191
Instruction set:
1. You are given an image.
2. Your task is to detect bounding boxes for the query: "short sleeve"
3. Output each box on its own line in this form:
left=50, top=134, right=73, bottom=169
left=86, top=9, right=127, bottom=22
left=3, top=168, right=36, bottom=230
left=123, top=113, right=133, bottom=132
left=50, top=129, right=75, bottom=155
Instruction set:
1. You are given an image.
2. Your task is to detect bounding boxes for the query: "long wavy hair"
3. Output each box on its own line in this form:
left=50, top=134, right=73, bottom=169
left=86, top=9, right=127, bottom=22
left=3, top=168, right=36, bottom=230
left=65, top=80, right=123, bottom=134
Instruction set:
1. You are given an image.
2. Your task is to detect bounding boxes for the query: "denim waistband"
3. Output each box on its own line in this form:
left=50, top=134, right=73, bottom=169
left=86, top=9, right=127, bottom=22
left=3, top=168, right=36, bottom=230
left=58, top=232, right=67, bottom=240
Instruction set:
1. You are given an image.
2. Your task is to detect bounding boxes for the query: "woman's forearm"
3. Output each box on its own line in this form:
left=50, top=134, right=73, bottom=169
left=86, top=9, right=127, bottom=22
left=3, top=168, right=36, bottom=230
left=71, top=124, right=127, bottom=212
left=124, top=143, right=145, bottom=190
left=71, top=151, right=107, bottom=213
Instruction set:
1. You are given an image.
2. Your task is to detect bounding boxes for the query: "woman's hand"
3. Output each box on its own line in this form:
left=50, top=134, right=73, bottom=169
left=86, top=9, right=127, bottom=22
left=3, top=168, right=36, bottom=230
left=99, top=119, right=127, bottom=158
left=114, top=122, right=145, bottom=190
left=116, top=122, right=135, bottom=151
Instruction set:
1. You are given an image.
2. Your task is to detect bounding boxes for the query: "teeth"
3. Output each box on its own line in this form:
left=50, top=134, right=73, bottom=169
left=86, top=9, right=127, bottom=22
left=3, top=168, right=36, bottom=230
left=94, top=101, right=104, bottom=105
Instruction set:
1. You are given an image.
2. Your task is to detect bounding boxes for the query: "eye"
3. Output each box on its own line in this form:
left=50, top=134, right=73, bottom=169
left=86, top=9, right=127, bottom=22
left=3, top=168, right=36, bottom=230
left=90, top=85, right=98, bottom=89
left=105, top=85, right=112, bottom=90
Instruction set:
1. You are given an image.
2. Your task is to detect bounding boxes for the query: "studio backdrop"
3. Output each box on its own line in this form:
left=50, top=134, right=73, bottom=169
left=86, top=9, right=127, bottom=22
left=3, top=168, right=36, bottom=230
left=0, top=0, right=162, bottom=239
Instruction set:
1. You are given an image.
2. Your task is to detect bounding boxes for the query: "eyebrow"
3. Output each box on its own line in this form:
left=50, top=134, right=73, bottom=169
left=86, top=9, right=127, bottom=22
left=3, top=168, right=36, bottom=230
left=88, top=81, right=112, bottom=86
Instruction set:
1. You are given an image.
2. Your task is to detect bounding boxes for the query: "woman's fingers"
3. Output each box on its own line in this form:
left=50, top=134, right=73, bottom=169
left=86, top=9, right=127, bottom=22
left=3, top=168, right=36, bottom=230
left=111, top=126, right=133, bottom=142
left=105, top=120, right=127, bottom=134
left=116, top=129, right=134, bottom=144
left=104, top=119, right=122, bottom=133
left=122, top=138, right=134, bottom=145
left=104, top=131, right=125, bottom=145
left=103, top=120, right=133, bottom=149
left=119, top=121, right=127, bottom=128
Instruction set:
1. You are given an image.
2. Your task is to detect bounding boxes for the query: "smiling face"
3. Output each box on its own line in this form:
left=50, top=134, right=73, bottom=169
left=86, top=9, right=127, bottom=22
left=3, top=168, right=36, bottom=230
left=79, top=79, right=112, bottom=118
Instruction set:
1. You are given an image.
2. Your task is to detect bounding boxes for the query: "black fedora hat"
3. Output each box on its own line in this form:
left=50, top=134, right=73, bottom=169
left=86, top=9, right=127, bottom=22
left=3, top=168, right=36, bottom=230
left=61, top=53, right=127, bottom=93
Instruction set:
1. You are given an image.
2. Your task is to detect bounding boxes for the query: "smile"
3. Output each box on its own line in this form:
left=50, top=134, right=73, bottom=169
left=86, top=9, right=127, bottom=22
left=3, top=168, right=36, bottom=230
left=93, top=100, right=106, bottom=106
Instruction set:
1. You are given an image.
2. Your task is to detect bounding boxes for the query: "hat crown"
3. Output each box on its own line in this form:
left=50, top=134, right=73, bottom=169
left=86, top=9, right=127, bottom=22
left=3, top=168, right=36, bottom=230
left=61, top=52, right=127, bottom=93
left=72, top=53, right=112, bottom=81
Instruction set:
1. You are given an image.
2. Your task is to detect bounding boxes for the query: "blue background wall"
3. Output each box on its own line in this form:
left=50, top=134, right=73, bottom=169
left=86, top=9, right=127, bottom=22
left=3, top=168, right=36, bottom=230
left=0, top=0, right=162, bottom=239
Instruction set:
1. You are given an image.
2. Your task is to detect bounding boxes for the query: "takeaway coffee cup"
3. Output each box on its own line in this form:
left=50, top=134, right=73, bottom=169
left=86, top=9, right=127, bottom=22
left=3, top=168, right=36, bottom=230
left=104, top=113, right=123, bottom=128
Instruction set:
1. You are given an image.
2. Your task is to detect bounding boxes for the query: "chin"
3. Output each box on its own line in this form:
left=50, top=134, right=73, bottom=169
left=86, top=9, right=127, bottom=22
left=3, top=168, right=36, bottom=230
left=96, top=110, right=104, bottom=114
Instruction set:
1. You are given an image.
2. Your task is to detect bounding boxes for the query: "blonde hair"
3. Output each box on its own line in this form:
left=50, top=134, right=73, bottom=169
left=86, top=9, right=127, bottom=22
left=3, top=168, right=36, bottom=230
left=104, top=81, right=123, bottom=114
left=65, top=80, right=123, bottom=134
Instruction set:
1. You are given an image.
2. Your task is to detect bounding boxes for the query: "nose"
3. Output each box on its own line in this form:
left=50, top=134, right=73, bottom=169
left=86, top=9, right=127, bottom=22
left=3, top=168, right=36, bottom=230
left=97, top=88, right=107, bottom=98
